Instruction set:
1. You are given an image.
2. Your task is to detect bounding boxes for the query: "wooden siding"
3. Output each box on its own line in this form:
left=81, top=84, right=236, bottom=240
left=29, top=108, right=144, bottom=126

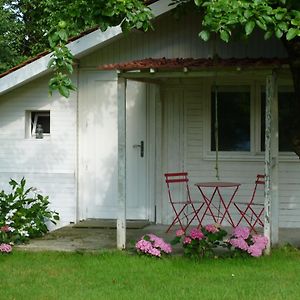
left=80, top=11, right=287, bottom=68
left=161, top=80, right=300, bottom=228
left=0, top=75, right=77, bottom=228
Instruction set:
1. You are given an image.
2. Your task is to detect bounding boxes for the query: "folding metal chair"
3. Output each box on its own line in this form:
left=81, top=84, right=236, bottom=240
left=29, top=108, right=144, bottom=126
left=233, top=174, right=265, bottom=233
left=164, top=172, right=204, bottom=233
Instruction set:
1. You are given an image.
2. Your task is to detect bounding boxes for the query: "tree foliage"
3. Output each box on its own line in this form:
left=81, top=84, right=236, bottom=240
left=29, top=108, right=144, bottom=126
left=0, top=0, right=153, bottom=97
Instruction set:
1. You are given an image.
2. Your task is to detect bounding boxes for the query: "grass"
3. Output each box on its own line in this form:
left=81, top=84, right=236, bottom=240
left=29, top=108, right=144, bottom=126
left=1, top=246, right=300, bottom=300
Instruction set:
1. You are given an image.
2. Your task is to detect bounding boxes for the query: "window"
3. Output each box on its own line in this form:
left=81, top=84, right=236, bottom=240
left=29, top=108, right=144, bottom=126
left=211, top=86, right=251, bottom=151
left=260, top=88, right=294, bottom=152
left=26, top=111, right=50, bottom=138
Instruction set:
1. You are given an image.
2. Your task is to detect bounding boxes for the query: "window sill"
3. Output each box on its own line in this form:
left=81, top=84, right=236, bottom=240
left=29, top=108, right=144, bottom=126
left=204, top=151, right=299, bottom=162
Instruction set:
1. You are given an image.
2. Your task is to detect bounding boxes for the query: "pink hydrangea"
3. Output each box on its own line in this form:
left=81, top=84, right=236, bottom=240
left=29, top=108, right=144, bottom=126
left=0, top=225, right=10, bottom=232
left=183, top=237, right=192, bottom=244
left=252, top=235, right=268, bottom=248
left=135, top=234, right=172, bottom=257
left=176, top=229, right=185, bottom=237
left=189, top=228, right=204, bottom=240
left=205, top=224, right=219, bottom=233
left=135, top=239, right=152, bottom=253
left=232, top=226, right=250, bottom=240
left=230, top=237, right=249, bottom=251
left=148, top=234, right=172, bottom=254
left=247, top=244, right=263, bottom=257
left=0, top=243, right=12, bottom=253
left=148, top=247, right=161, bottom=257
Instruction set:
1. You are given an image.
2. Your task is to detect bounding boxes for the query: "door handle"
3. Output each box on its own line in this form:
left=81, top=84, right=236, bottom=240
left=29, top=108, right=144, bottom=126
left=133, top=140, right=144, bottom=157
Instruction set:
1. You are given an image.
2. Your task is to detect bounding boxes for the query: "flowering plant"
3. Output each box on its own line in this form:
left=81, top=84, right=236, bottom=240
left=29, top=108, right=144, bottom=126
left=0, top=225, right=12, bottom=254
left=135, top=234, right=172, bottom=257
left=228, top=226, right=268, bottom=257
left=172, top=224, right=228, bottom=259
left=0, top=177, right=59, bottom=245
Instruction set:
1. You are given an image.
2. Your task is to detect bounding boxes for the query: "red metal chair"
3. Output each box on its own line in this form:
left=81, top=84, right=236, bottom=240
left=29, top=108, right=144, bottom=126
left=233, top=174, right=265, bottom=233
left=164, top=172, right=204, bottom=233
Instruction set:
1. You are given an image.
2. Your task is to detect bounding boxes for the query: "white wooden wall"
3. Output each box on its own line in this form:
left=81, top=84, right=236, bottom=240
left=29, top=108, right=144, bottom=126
left=80, top=11, right=287, bottom=68
left=0, top=75, right=77, bottom=229
left=161, top=80, right=300, bottom=228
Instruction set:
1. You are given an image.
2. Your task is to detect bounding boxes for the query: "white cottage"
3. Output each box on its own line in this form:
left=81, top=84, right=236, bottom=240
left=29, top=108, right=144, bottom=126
left=0, top=0, right=299, bottom=248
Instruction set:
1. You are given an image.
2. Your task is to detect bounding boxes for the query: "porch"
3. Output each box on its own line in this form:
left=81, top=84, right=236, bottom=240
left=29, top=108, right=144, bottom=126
left=16, top=221, right=300, bottom=252
left=109, top=58, right=298, bottom=250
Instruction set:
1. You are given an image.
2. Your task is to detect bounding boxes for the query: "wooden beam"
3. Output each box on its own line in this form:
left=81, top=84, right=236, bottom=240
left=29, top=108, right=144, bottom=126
left=117, top=77, right=127, bottom=250
left=264, top=71, right=279, bottom=253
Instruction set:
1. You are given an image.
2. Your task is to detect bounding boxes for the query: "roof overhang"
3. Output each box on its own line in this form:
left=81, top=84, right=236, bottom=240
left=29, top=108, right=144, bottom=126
left=0, top=0, right=174, bottom=96
left=99, top=57, right=291, bottom=80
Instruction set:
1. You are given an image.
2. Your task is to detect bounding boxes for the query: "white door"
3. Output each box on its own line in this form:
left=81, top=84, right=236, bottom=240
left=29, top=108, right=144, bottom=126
left=126, top=80, right=148, bottom=219
left=79, top=74, right=154, bottom=221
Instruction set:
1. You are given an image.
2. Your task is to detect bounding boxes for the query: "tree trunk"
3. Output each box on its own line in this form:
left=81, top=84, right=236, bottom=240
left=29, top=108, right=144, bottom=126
left=282, top=38, right=300, bottom=158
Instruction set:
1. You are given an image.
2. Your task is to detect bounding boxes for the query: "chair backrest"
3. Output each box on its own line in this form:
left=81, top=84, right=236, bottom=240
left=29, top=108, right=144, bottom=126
left=164, top=172, right=192, bottom=204
left=250, top=174, right=265, bottom=204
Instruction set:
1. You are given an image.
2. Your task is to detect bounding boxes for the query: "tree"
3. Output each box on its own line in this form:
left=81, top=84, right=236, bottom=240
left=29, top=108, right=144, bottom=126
left=171, top=0, right=300, bottom=156
left=0, top=0, right=26, bottom=73
left=0, top=0, right=153, bottom=96
left=46, top=0, right=153, bottom=97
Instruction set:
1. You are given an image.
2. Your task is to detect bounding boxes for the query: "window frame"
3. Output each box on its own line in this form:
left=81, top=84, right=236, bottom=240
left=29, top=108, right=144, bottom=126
left=25, top=110, right=51, bottom=139
left=204, top=80, right=256, bottom=160
left=203, top=78, right=297, bottom=161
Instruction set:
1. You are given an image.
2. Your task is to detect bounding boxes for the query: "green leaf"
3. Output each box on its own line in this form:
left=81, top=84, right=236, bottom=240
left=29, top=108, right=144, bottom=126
left=291, top=18, right=300, bottom=26
left=220, top=30, right=230, bottom=43
left=256, top=20, right=267, bottom=31
left=199, top=30, right=210, bottom=41
left=264, top=31, right=273, bottom=40
left=286, top=28, right=298, bottom=40
left=58, top=86, right=70, bottom=98
left=244, top=10, right=252, bottom=19
left=58, top=30, right=68, bottom=42
left=245, top=20, right=255, bottom=35
left=278, top=22, right=288, bottom=32
left=275, top=28, right=283, bottom=39
left=275, top=13, right=284, bottom=21
left=194, top=0, right=202, bottom=6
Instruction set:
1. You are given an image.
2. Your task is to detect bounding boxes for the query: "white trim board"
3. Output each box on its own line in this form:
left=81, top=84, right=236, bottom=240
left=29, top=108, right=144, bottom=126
left=0, top=0, right=174, bottom=96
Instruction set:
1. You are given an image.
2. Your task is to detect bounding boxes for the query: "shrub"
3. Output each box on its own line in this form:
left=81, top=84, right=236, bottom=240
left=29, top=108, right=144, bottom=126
left=135, top=234, right=172, bottom=257
left=228, top=226, right=268, bottom=257
left=172, top=224, right=228, bottom=259
left=0, top=177, right=59, bottom=245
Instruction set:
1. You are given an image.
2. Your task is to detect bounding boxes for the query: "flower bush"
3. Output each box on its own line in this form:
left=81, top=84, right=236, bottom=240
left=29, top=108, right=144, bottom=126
left=135, top=234, right=172, bottom=257
left=172, top=224, right=228, bottom=259
left=228, top=226, right=268, bottom=257
left=0, top=177, right=59, bottom=248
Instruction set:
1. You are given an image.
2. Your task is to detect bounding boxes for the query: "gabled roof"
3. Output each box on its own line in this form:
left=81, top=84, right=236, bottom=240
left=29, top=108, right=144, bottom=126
left=0, top=0, right=173, bottom=96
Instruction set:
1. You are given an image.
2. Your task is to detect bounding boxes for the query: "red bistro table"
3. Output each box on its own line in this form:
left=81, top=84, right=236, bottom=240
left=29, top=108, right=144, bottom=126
left=195, top=182, right=241, bottom=227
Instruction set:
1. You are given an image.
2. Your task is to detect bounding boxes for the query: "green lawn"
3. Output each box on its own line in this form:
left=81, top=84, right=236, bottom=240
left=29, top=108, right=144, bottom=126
left=1, top=247, right=299, bottom=300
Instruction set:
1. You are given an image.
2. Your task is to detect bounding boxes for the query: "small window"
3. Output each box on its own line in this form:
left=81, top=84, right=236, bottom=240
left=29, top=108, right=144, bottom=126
left=211, top=86, right=251, bottom=151
left=26, top=111, right=50, bottom=138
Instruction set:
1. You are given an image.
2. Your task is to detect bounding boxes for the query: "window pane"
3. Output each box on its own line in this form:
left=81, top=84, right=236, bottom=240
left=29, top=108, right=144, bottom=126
left=31, top=111, right=50, bottom=134
left=37, top=115, right=50, bottom=133
left=261, top=89, right=293, bottom=152
left=211, top=86, right=250, bottom=151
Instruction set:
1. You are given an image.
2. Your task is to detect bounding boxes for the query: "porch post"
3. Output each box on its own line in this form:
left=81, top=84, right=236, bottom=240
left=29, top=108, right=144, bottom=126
left=265, top=71, right=279, bottom=253
left=117, top=77, right=127, bottom=249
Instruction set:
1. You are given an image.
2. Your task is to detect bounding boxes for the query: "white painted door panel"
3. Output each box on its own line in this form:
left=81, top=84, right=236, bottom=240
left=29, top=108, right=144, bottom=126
left=126, top=80, right=148, bottom=219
